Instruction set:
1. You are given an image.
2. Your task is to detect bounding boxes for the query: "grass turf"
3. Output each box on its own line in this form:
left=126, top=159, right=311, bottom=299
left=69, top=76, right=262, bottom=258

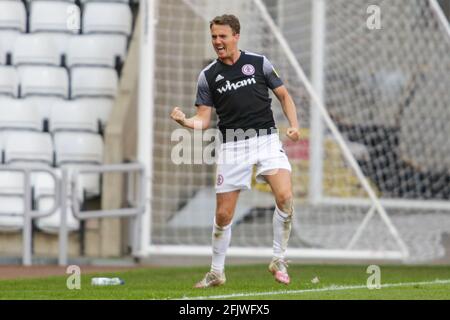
left=0, top=264, right=449, bottom=300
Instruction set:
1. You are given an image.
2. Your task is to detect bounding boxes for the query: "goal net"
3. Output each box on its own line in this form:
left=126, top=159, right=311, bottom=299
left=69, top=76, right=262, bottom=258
left=146, top=0, right=450, bottom=262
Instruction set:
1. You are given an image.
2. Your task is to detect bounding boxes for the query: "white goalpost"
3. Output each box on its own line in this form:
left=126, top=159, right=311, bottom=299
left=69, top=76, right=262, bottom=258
left=139, top=0, right=450, bottom=262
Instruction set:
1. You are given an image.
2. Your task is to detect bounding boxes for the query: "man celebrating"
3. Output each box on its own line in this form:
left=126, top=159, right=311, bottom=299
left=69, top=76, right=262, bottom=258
left=170, top=14, right=300, bottom=288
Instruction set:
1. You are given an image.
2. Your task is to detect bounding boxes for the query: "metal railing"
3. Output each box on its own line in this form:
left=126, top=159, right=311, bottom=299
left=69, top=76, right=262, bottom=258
left=0, top=163, right=145, bottom=266
left=0, top=166, right=60, bottom=266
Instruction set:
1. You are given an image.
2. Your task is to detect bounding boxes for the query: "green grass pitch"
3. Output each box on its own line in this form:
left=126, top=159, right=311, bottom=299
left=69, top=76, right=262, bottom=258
left=0, top=264, right=449, bottom=300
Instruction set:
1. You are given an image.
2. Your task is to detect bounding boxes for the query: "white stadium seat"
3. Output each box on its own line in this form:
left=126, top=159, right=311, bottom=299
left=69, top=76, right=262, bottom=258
left=0, top=1, right=26, bottom=32
left=13, top=33, right=60, bottom=66
left=34, top=33, right=72, bottom=61
left=0, top=197, right=24, bottom=232
left=83, top=2, right=132, bottom=36
left=73, top=98, right=113, bottom=126
left=3, top=131, right=53, bottom=165
left=80, top=0, right=129, bottom=3
left=35, top=198, right=80, bottom=233
left=0, top=171, right=26, bottom=232
left=54, top=132, right=103, bottom=165
left=71, top=67, right=118, bottom=98
left=0, top=171, right=25, bottom=196
left=0, top=97, right=42, bottom=131
left=23, top=96, right=65, bottom=122
left=0, top=30, right=21, bottom=65
left=67, top=34, right=127, bottom=68
left=30, top=1, right=80, bottom=34
left=0, top=65, right=19, bottom=97
left=18, top=66, right=69, bottom=98
left=50, top=99, right=99, bottom=133
left=54, top=132, right=104, bottom=197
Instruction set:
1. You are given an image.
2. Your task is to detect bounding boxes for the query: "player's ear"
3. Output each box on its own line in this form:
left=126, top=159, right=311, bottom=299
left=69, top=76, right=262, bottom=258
left=234, top=33, right=240, bottom=41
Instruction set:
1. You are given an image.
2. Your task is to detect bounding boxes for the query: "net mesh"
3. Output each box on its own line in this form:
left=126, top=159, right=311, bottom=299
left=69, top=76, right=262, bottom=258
left=150, top=0, right=450, bottom=262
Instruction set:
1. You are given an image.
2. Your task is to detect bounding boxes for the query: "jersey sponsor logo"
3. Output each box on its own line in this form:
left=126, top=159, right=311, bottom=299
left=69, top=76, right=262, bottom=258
left=216, top=77, right=256, bottom=94
left=242, top=64, right=255, bottom=76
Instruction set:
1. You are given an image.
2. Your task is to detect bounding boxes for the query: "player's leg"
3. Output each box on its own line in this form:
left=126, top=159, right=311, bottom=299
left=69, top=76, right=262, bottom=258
left=263, top=169, right=293, bottom=284
left=194, top=190, right=241, bottom=288
left=264, top=169, right=294, bottom=257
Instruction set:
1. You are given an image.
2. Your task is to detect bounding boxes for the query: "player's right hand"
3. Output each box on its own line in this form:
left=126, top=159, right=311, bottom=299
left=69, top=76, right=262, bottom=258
left=170, top=107, right=186, bottom=125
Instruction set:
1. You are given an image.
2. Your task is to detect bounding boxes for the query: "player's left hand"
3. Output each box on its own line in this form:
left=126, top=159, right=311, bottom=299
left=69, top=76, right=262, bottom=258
left=286, top=127, right=300, bottom=141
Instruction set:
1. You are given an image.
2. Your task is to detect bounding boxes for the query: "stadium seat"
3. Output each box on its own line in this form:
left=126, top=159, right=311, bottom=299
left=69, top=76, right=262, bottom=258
left=0, top=1, right=26, bottom=32
left=50, top=99, right=99, bottom=133
left=34, top=33, right=72, bottom=61
left=67, top=34, right=128, bottom=68
left=54, top=132, right=103, bottom=165
left=30, top=1, right=80, bottom=34
left=23, top=96, right=65, bottom=122
left=71, top=98, right=113, bottom=126
left=83, top=2, right=132, bottom=36
left=0, top=97, right=43, bottom=131
left=0, top=30, right=21, bottom=65
left=13, top=33, right=60, bottom=66
left=0, top=65, right=19, bottom=97
left=0, top=197, right=24, bottom=232
left=18, top=66, right=69, bottom=98
left=70, top=67, right=118, bottom=98
left=80, top=0, right=129, bottom=3
left=54, top=132, right=104, bottom=197
left=33, top=167, right=81, bottom=233
left=3, top=131, right=53, bottom=165
left=35, top=198, right=80, bottom=233
left=0, top=171, right=26, bottom=232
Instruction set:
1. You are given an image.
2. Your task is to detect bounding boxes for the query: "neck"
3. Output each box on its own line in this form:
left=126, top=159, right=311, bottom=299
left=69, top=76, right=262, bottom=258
left=220, top=49, right=241, bottom=65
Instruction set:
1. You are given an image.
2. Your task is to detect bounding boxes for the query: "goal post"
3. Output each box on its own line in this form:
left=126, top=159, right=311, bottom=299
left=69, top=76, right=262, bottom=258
left=139, top=0, right=450, bottom=263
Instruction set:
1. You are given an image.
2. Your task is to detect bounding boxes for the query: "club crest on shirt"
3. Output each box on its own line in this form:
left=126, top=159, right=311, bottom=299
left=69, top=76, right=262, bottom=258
left=242, top=64, right=255, bottom=76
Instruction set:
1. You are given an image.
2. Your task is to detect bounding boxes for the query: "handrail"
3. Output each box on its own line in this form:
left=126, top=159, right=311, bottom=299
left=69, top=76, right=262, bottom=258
left=0, top=165, right=61, bottom=266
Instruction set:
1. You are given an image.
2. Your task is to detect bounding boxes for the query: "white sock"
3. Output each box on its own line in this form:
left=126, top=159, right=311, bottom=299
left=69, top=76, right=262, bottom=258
left=211, top=219, right=232, bottom=274
left=272, top=205, right=292, bottom=260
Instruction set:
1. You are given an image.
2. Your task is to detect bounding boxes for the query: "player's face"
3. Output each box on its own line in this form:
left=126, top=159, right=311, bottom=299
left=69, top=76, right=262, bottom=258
left=210, top=24, right=240, bottom=62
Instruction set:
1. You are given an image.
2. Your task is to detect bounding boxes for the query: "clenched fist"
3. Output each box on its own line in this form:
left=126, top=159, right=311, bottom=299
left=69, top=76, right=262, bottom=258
left=286, top=127, right=300, bottom=142
left=170, top=107, right=186, bottom=125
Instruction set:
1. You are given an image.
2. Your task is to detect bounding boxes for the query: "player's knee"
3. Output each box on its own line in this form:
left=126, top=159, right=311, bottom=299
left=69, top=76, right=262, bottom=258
left=276, top=191, right=293, bottom=216
left=215, top=208, right=233, bottom=227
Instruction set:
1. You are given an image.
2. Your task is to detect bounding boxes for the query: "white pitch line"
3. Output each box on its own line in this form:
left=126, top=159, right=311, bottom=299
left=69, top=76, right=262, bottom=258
left=178, top=279, right=450, bottom=300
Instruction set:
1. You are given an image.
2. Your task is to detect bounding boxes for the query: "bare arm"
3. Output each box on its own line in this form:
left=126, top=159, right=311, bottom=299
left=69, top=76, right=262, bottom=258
left=170, top=105, right=212, bottom=130
left=272, top=85, right=300, bottom=141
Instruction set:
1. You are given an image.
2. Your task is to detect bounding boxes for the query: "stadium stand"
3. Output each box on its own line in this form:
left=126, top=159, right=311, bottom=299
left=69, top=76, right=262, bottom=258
left=0, top=0, right=136, bottom=261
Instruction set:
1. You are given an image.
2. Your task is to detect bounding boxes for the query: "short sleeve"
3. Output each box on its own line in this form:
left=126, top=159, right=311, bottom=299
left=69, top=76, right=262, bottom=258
left=195, top=71, right=213, bottom=107
left=263, top=56, right=283, bottom=90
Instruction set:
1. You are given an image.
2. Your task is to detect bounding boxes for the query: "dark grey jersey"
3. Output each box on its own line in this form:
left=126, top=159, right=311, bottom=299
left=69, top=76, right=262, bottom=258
left=195, top=50, right=283, bottom=137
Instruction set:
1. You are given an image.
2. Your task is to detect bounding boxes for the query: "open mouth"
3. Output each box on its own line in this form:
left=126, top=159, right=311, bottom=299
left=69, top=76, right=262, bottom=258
left=216, top=46, right=225, bottom=53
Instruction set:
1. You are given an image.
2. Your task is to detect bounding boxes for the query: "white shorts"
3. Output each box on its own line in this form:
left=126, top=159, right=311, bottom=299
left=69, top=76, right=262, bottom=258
left=215, top=133, right=291, bottom=193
